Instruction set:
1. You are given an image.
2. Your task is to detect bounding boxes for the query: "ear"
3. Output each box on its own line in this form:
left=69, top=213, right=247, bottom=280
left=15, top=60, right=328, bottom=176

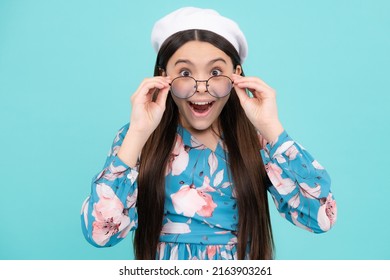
left=159, top=67, right=167, bottom=76
left=235, top=65, right=242, bottom=75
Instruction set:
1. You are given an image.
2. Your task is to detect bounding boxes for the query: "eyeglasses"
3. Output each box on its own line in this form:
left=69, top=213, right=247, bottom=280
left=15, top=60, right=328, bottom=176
left=169, top=75, right=233, bottom=99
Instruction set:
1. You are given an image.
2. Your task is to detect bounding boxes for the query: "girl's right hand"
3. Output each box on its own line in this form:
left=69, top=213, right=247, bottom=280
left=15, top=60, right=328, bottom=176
left=129, top=76, right=171, bottom=136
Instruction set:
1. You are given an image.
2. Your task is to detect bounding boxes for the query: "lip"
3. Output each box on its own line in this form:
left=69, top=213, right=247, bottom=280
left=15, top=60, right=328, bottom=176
left=188, top=100, right=215, bottom=104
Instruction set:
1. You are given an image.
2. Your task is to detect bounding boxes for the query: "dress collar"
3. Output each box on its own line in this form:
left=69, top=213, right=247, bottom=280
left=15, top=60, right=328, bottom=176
left=177, top=124, right=227, bottom=158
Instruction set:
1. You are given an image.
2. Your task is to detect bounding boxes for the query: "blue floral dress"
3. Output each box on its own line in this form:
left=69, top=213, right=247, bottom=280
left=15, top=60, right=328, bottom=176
left=81, top=123, right=337, bottom=260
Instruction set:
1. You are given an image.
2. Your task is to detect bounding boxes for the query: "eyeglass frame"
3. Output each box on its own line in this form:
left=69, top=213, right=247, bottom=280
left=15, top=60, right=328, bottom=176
left=168, top=75, right=234, bottom=99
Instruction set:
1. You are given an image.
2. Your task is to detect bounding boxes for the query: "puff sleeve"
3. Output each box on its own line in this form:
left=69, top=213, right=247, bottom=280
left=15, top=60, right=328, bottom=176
left=81, top=123, right=139, bottom=247
left=261, top=131, right=337, bottom=233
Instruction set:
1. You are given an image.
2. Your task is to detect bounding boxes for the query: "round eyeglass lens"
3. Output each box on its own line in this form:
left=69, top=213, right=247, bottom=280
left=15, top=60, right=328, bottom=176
left=170, top=77, right=196, bottom=99
left=208, top=76, right=233, bottom=98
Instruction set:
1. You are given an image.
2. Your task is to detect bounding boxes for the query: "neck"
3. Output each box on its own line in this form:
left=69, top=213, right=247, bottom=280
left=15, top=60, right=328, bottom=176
left=179, top=117, right=221, bottom=151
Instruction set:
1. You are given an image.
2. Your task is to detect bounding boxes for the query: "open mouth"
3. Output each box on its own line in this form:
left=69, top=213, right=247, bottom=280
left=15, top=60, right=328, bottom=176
left=188, top=101, right=215, bottom=116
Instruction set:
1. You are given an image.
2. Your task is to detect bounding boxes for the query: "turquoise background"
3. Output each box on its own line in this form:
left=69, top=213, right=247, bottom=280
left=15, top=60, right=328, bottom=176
left=0, top=0, right=389, bottom=260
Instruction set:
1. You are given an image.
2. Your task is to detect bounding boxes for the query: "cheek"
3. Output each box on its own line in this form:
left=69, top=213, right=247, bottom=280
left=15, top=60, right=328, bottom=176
left=172, top=96, right=187, bottom=111
left=213, top=97, right=230, bottom=112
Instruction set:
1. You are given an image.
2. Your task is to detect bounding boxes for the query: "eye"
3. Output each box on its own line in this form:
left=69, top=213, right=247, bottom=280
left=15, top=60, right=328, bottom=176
left=179, top=70, right=191, bottom=77
left=211, top=69, right=222, bottom=76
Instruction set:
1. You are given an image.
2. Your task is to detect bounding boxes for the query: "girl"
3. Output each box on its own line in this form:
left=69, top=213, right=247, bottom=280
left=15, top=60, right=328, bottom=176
left=81, top=7, right=337, bottom=260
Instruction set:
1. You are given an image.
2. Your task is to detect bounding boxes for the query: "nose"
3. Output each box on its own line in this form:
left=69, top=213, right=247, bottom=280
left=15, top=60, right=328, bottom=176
left=196, top=80, right=208, bottom=94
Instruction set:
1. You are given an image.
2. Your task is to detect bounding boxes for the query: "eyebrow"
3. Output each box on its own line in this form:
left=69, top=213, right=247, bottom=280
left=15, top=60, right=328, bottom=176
left=174, top=57, right=228, bottom=66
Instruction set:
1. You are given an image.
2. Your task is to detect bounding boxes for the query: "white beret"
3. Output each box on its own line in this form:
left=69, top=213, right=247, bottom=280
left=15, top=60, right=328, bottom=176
left=151, top=7, right=248, bottom=63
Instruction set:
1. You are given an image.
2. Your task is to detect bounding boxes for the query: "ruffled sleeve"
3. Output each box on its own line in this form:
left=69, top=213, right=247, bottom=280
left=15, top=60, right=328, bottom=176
left=81, top=123, right=139, bottom=247
left=261, top=131, right=337, bottom=233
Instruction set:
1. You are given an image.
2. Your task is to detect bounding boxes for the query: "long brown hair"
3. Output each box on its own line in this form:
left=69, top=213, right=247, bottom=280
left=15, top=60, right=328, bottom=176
left=134, top=29, right=274, bottom=259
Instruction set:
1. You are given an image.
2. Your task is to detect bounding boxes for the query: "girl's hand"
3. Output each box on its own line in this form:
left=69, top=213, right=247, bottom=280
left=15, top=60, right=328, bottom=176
left=117, top=76, right=171, bottom=167
left=129, top=76, right=171, bottom=136
left=232, top=74, right=284, bottom=143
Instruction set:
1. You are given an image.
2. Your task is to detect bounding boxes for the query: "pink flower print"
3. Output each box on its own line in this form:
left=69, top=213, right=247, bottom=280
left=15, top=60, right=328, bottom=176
left=287, top=193, right=300, bottom=208
left=215, top=231, right=231, bottom=234
left=208, top=152, right=218, bottom=176
left=285, top=145, right=299, bottom=160
left=91, top=183, right=130, bottom=246
left=171, top=176, right=217, bottom=218
left=169, top=245, right=179, bottom=260
left=220, top=250, right=234, bottom=260
left=171, top=185, right=206, bottom=217
left=196, top=189, right=217, bottom=217
left=190, top=135, right=206, bottom=150
left=201, top=175, right=211, bottom=188
left=197, top=176, right=217, bottom=217
left=126, top=188, right=138, bottom=208
left=318, top=194, right=337, bottom=231
left=228, top=236, right=238, bottom=245
left=114, top=127, right=124, bottom=143
left=325, top=197, right=337, bottom=223
left=265, top=162, right=296, bottom=195
left=166, top=134, right=189, bottom=176
left=312, top=160, right=325, bottom=169
left=118, top=219, right=136, bottom=239
left=221, top=182, right=232, bottom=189
left=207, top=246, right=217, bottom=259
left=111, top=162, right=127, bottom=173
left=200, top=175, right=220, bottom=192
left=96, top=163, right=127, bottom=181
left=300, top=182, right=321, bottom=199
left=161, top=219, right=191, bottom=234
left=272, top=140, right=295, bottom=164
left=213, top=170, right=224, bottom=187
left=108, top=145, right=121, bottom=157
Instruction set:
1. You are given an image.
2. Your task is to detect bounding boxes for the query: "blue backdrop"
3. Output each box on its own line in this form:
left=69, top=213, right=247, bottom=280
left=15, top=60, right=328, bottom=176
left=0, top=0, right=389, bottom=259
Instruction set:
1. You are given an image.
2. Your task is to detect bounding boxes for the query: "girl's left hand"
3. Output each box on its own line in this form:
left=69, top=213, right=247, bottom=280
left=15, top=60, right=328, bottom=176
left=232, top=74, right=284, bottom=143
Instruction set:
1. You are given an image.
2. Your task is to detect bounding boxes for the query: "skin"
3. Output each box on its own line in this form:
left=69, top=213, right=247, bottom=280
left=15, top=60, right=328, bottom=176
left=164, top=41, right=241, bottom=150
left=118, top=41, right=284, bottom=167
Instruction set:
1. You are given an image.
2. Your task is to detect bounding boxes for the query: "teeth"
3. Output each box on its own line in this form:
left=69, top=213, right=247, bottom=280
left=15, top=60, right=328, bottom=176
left=190, top=101, right=212, bottom=105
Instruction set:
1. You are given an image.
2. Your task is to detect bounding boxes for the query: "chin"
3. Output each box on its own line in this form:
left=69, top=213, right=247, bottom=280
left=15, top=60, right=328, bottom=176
left=186, top=119, right=215, bottom=132
left=177, top=102, right=225, bottom=132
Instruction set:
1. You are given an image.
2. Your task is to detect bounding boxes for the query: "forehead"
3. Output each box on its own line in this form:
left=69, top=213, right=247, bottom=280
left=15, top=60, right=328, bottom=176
left=167, top=41, right=232, bottom=67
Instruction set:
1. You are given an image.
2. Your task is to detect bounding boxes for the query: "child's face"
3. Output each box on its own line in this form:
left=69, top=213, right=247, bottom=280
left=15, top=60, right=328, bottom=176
left=165, top=41, right=238, bottom=132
